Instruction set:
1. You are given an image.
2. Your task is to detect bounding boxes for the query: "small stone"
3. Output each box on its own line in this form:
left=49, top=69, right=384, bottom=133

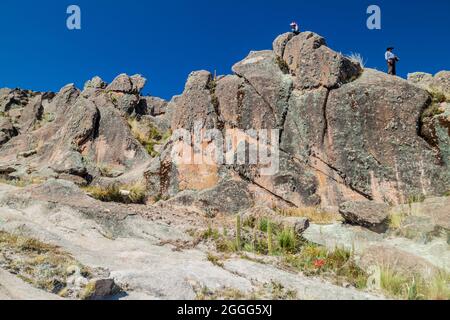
left=81, top=278, right=121, bottom=300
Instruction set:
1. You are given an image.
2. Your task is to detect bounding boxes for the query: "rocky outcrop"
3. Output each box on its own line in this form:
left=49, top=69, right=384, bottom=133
left=0, top=74, right=160, bottom=186
left=0, top=117, right=17, bottom=146
left=145, top=31, right=449, bottom=211
left=408, top=71, right=450, bottom=99
left=1, top=30, right=449, bottom=215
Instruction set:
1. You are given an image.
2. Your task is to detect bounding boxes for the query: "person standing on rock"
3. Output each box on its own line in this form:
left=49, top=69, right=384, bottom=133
left=385, top=47, right=400, bottom=75
left=290, top=22, right=300, bottom=35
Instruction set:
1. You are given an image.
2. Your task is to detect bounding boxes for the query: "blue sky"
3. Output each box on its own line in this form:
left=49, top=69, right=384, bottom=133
left=0, top=0, right=449, bottom=99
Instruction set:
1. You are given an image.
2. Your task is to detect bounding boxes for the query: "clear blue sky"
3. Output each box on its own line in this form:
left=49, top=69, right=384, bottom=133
left=0, top=0, right=449, bottom=99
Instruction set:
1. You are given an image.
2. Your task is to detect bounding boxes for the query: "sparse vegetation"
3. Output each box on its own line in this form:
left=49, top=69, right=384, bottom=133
left=379, top=267, right=450, bottom=300
left=275, top=206, right=342, bottom=225
left=347, top=52, right=366, bottom=69
left=235, top=215, right=242, bottom=251
left=0, top=231, right=92, bottom=296
left=207, top=252, right=224, bottom=268
left=83, top=181, right=147, bottom=204
left=98, top=164, right=114, bottom=178
left=195, top=281, right=297, bottom=300
left=421, top=90, right=447, bottom=121
left=34, top=112, right=56, bottom=130
left=196, top=215, right=368, bottom=291
left=277, top=227, right=298, bottom=254
left=267, top=221, right=274, bottom=255
left=407, top=194, right=426, bottom=205
left=0, top=177, right=45, bottom=187
left=283, top=244, right=368, bottom=289
left=128, top=118, right=171, bottom=157
left=389, top=211, right=407, bottom=230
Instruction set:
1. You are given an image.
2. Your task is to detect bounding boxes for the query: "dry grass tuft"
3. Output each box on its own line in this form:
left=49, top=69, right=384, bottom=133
left=276, top=207, right=342, bottom=225
left=83, top=181, right=147, bottom=204
left=347, top=52, right=366, bottom=68
left=0, top=231, right=91, bottom=295
left=379, top=267, right=450, bottom=300
left=128, top=118, right=171, bottom=157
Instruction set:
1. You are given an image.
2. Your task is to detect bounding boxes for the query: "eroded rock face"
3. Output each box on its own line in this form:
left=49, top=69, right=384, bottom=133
left=325, top=69, right=446, bottom=202
left=145, top=31, right=449, bottom=209
left=0, top=117, right=17, bottom=146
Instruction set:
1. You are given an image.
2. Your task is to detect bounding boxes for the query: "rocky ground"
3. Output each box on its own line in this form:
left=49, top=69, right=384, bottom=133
left=0, top=30, right=449, bottom=300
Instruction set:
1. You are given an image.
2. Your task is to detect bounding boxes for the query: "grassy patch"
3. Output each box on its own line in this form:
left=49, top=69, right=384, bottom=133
left=389, top=211, right=407, bottom=230
left=277, top=227, right=298, bottom=254
left=275, top=207, right=342, bottom=225
left=0, top=231, right=92, bottom=295
left=282, top=244, right=368, bottom=289
left=195, top=281, right=297, bottom=300
left=98, top=164, right=113, bottom=178
left=83, top=181, right=146, bottom=204
left=34, top=112, right=56, bottom=130
left=407, top=194, right=426, bottom=205
left=207, top=252, right=224, bottom=268
left=0, top=177, right=45, bottom=187
left=380, top=267, right=450, bottom=300
left=128, top=118, right=171, bottom=157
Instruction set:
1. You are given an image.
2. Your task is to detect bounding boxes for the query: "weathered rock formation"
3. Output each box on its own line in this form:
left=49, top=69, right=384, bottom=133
left=145, top=31, right=449, bottom=210
left=1, top=31, right=449, bottom=214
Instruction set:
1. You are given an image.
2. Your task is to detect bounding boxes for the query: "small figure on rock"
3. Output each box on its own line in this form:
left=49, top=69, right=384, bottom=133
left=290, top=21, right=300, bottom=35
left=385, top=47, right=400, bottom=75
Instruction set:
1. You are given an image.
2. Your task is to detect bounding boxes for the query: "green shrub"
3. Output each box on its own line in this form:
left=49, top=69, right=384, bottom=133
left=277, top=228, right=298, bottom=253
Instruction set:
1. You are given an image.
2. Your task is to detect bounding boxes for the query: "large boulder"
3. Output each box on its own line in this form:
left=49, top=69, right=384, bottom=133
left=325, top=69, right=447, bottom=203
left=106, top=74, right=146, bottom=94
left=0, top=89, right=35, bottom=112
left=84, top=76, right=107, bottom=91
left=339, top=201, right=390, bottom=233
left=408, top=71, right=450, bottom=99
left=194, top=179, right=254, bottom=215
left=282, top=32, right=362, bottom=90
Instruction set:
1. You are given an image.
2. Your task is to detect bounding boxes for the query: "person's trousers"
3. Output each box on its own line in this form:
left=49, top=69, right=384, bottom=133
left=388, top=60, right=396, bottom=75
